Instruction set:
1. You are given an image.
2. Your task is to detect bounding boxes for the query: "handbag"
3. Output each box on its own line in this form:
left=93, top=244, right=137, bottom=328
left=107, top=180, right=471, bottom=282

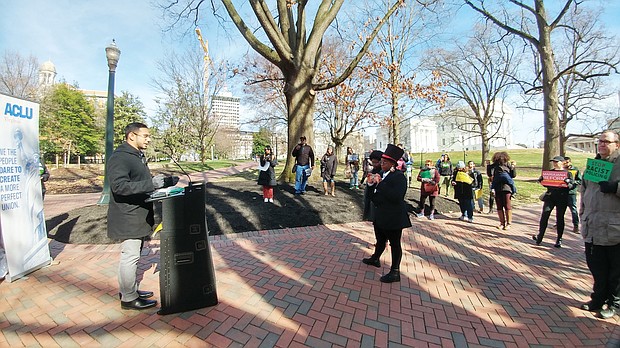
left=344, top=167, right=352, bottom=179
left=422, top=182, right=438, bottom=194
left=539, top=191, right=551, bottom=202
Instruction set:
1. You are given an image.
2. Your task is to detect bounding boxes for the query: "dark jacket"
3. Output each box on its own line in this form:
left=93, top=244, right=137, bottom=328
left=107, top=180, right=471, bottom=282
left=107, top=142, right=155, bottom=240
left=370, top=170, right=412, bottom=230
left=490, top=163, right=517, bottom=193
left=437, top=160, right=453, bottom=176
left=320, top=153, right=338, bottom=180
left=452, top=169, right=476, bottom=200
left=567, top=165, right=582, bottom=195
left=363, top=166, right=382, bottom=221
left=257, top=154, right=277, bottom=186
left=471, top=169, right=483, bottom=191
left=292, top=144, right=314, bottom=167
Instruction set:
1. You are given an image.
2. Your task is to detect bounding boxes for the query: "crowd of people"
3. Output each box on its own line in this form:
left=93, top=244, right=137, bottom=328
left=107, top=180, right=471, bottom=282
left=105, top=125, right=619, bottom=320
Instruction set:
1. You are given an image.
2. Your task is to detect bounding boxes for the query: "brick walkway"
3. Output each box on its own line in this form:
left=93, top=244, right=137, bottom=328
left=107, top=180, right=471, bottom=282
left=3, top=162, right=619, bottom=347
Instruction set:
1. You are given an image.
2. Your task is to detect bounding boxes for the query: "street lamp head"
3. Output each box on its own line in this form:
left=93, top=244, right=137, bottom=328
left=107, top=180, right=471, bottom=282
left=105, top=39, right=121, bottom=72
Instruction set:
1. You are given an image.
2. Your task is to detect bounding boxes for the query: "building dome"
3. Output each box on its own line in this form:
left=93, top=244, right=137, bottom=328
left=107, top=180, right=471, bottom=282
left=40, top=60, right=56, bottom=73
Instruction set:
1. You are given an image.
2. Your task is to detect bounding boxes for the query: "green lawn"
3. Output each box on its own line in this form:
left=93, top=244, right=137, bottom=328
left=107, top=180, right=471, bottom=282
left=155, top=159, right=242, bottom=173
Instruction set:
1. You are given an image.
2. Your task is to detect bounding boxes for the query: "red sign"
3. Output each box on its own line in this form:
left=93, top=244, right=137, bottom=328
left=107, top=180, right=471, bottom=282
left=540, top=170, right=568, bottom=188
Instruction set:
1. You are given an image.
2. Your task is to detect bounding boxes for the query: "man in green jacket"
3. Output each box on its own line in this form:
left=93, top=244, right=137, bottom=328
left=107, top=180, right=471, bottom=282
left=564, top=156, right=582, bottom=233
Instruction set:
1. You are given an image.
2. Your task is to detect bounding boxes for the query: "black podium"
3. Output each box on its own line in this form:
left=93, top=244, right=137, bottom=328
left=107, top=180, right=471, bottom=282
left=154, top=183, right=218, bottom=315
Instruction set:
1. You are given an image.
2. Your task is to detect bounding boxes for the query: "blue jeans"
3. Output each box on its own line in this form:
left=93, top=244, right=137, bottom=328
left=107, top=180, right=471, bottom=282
left=458, top=199, right=474, bottom=219
left=295, top=164, right=310, bottom=193
left=350, top=171, right=359, bottom=188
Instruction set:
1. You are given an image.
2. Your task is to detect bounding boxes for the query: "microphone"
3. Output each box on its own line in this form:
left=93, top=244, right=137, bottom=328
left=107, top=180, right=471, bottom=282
left=155, top=149, right=192, bottom=186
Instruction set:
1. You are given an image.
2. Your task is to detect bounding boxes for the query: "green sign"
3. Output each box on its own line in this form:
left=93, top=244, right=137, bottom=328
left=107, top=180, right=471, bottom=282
left=583, top=158, right=613, bottom=183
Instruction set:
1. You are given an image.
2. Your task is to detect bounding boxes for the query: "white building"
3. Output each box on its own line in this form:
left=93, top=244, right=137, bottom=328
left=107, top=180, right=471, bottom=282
left=211, top=88, right=240, bottom=130
left=374, top=118, right=438, bottom=158
left=433, top=103, right=515, bottom=152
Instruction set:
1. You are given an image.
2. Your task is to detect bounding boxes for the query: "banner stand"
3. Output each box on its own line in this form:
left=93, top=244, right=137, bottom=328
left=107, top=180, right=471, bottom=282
left=0, top=93, right=51, bottom=282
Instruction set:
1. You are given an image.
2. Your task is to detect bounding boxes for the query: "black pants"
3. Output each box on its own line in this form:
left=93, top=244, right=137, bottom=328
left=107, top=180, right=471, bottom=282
left=418, top=195, right=436, bottom=215
left=585, top=242, right=620, bottom=308
left=372, top=226, right=403, bottom=271
left=537, top=196, right=568, bottom=242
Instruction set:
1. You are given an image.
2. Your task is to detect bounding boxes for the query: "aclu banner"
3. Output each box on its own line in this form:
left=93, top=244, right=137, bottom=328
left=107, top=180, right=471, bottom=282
left=0, top=93, right=50, bottom=282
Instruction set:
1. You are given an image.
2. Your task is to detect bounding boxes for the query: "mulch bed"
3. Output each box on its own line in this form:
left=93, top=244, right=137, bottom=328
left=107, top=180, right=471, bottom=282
left=45, top=179, right=460, bottom=244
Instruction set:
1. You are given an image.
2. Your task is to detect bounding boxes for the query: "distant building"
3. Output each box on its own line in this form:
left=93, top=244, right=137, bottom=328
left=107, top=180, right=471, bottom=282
left=433, top=102, right=515, bottom=152
left=565, top=136, right=597, bottom=153
left=211, top=88, right=240, bottom=130
left=375, top=118, right=438, bottom=161
left=38, top=60, right=56, bottom=91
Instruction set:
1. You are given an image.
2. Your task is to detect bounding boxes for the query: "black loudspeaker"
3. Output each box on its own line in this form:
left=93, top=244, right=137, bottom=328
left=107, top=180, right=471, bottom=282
left=157, top=183, right=218, bottom=315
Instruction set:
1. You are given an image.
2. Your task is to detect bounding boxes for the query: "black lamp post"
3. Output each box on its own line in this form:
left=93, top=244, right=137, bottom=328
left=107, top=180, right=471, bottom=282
left=98, top=40, right=121, bottom=205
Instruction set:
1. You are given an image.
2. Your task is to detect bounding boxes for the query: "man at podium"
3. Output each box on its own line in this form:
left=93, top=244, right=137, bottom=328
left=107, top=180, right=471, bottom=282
left=107, top=122, right=177, bottom=310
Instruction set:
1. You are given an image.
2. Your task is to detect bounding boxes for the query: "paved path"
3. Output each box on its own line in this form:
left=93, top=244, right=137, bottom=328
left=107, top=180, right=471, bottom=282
left=3, top=164, right=619, bottom=347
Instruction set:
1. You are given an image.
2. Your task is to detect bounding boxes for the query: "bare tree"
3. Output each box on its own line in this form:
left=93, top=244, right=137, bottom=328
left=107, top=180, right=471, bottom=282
left=159, top=0, right=410, bottom=180
left=0, top=51, right=39, bottom=99
left=465, top=0, right=618, bottom=168
left=361, top=0, right=445, bottom=145
left=237, top=53, right=288, bottom=130
left=521, top=6, right=619, bottom=152
left=426, top=25, right=520, bottom=164
left=312, top=39, right=385, bottom=158
left=151, top=47, right=227, bottom=163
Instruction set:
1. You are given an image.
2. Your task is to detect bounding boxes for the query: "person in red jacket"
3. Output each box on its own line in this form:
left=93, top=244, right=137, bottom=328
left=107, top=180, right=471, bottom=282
left=416, top=159, right=440, bottom=220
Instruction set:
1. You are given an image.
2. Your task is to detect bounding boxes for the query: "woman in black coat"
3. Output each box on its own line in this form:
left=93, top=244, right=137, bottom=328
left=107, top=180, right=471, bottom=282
left=362, top=144, right=412, bottom=283
left=257, top=146, right=277, bottom=203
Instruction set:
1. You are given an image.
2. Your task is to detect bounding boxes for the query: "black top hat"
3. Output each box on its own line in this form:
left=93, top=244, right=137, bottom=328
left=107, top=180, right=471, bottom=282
left=382, top=144, right=404, bottom=163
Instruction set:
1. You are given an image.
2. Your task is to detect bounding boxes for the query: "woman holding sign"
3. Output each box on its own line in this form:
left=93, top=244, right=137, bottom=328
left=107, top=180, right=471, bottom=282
left=533, top=156, right=575, bottom=248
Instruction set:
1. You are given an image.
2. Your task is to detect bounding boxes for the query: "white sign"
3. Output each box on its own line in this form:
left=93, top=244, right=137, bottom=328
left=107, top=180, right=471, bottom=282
left=0, top=93, right=50, bottom=282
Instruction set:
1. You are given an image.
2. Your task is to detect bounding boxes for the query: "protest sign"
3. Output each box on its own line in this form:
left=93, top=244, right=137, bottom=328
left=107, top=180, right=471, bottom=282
left=583, top=158, right=613, bottom=183
left=540, top=170, right=568, bottom=188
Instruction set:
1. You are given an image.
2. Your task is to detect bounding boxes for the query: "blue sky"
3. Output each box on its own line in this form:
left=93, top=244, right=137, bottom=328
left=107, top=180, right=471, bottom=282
left=1, top=1, right=619, bottom=145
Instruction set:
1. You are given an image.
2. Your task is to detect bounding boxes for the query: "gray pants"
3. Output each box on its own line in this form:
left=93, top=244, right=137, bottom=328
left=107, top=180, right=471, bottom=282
left=119, top=238, right=143, bottom=302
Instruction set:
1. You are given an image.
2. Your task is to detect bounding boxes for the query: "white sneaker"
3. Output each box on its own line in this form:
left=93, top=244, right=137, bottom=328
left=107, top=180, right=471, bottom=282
left=467, top=218, right=474, bottom=223
left=268, top=198, right=273, bottom=203
left=416, top=213, right=424, bottom=218
left=428, top=214, right=435, bottom=220
left=459, top=215, right=466, bottom=221
left=264, top=198, right=268, bottom=203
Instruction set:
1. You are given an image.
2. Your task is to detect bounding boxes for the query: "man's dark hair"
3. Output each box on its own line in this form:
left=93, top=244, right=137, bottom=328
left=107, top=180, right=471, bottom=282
left=124, top=122, right=148, bottom=139
left=564, top=156, right=571, bottom=161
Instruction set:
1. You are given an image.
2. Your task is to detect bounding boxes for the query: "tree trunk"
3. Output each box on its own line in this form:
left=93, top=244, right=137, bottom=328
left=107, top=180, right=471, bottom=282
left=539, top=32, right=561, bottom=170
left=480, top=124, right=489, bottom=166
left=280, top=71, right=316, bottom=182
left=391, top=91, right=400, bottom=145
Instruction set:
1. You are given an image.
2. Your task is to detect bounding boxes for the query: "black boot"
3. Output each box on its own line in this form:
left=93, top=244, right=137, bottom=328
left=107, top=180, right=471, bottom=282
left=380, top=269, right=400, bottom=283
left=532, top=234, right=542, bottom=246
left=362, top=257, right=381, bottom=268
left=554, top=238, right=562, bottom=248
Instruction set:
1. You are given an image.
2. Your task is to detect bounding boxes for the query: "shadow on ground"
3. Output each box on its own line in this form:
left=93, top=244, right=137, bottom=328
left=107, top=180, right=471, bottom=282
left=46, top=179, right=460, bottom=244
